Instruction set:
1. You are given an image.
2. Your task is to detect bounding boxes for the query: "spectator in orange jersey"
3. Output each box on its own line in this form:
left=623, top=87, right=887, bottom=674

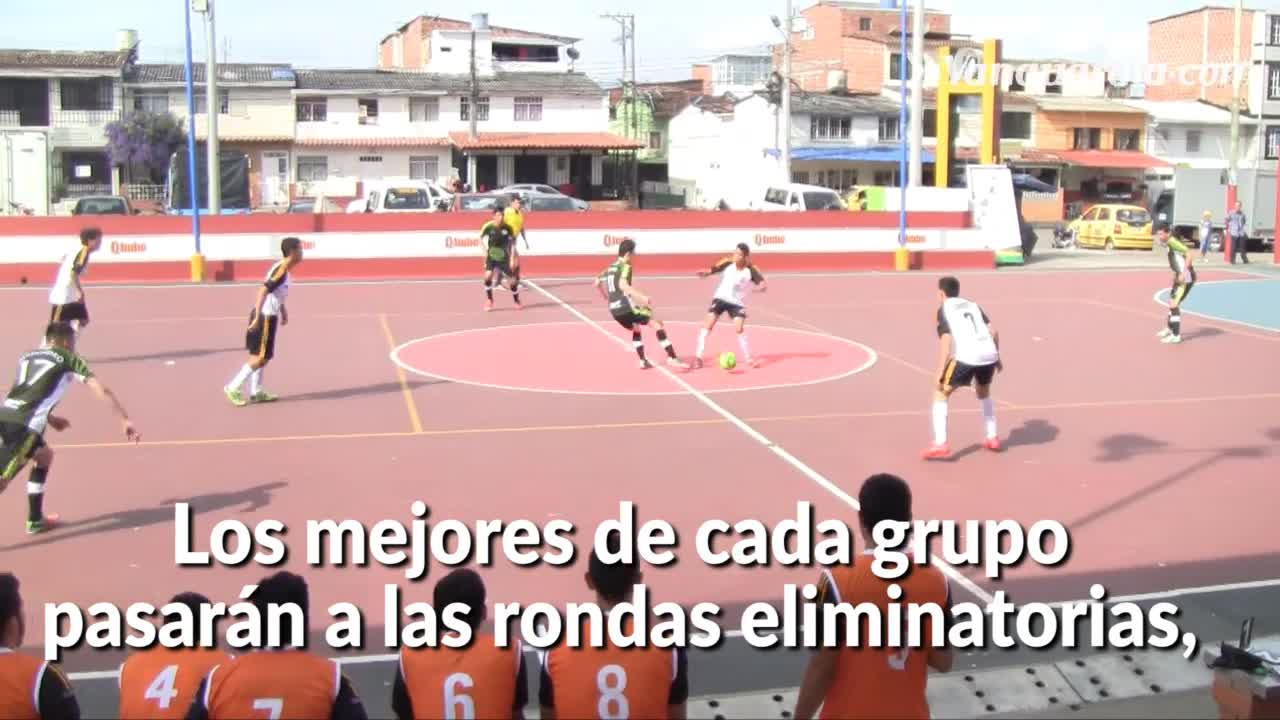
left=794, top=474, right=954, bottom=720
left=539, top=535, right=689, bottom=720
left=391, top=568, right=528, bottom=719
left=183, top=572, right=368, bottom=720
left=118, top=592, right=231, bottom=719
left=0, top=572, right=80, bottom=720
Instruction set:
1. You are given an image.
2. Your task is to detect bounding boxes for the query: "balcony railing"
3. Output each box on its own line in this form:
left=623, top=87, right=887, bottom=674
left=52, top=109, right=118, bottom=126
left=0, top=110, right=19, bottom=127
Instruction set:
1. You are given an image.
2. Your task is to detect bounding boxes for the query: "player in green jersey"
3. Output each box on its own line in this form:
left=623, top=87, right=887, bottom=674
left=481, top=208, right=520, bottom=311
left=0, top=322, right=139, bottom=534
left=594, top=238, right=688, bottom=370
left=1155, top=223, right=1196, bottom=345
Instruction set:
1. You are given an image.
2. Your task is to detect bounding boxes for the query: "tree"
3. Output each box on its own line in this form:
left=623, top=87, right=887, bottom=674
left=105, top=111, right=186, bottom=184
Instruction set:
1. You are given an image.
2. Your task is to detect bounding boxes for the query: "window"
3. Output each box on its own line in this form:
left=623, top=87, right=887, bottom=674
left=879, top=115, right=901, bottom=142
left=296, top=97, right=327, bottom=122
left=193, top=90, right=229, bottom=115
left=460, top=96, right=490, bottom=121
left=810, top=115, right=852, bottom=140
left=1113, top=129, right=1140, bottom=151
left=648, top=131, right=662, bottom=149
left=1269, top=64, right=1280, bottom=100
left=1045, top=73, right=1062, bottom=95
left=1072, top=127, right=1101, bottom=150
left=1186, top=130, right=1201, bottom=153
left=514, top=96, right=543, bottom=122
left=790, top=170, right=809, bottom=184
left=410, top=155, right=439, bottom=181
left=1270, top=16, right=1280, bottom=45
left=297, top=156, right=328, bottom=182
left=1007, top=66, right=1025, bottom=93
left=60, top=79, right=113, bottom=111
left=1000, top=111, right=1032, bottom=140
left=358, top=98, right=378, bottom=124
left=1266, top=126, right=1280, bottom=159
left=132, top=93, right=169, bottom=114
left=858, top=17, right=871, bottom=31
left=841, top=169, right=858, bottom=188
left=410, top=97, right=439, bottom=122
left=873, top=169, right=898, bottom=186
left=889, top=53, right=911, bottom=81
left=923, top=108, right=937, bottom=138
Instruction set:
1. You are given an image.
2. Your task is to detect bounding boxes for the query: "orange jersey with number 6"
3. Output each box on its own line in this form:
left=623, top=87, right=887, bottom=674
left=119, top=647, right=232, bottom=719
left=816, top=559, right=950, bottom=719
left=399, top=634, right=523, bottom=719
left=201, top=651, right=339, bottom=720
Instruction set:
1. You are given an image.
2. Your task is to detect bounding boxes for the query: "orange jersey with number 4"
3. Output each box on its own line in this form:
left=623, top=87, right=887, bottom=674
left=817, top=560, right=950, bottom=720
left=201, top=651, right=339, bottom=720
left=119, top=647, right=232, bottom=719
left=399, top=634, right=523, bottom=719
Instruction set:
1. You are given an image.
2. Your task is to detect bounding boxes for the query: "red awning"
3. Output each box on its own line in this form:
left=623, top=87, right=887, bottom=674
left=1056, top=150, right=1170, bottom=169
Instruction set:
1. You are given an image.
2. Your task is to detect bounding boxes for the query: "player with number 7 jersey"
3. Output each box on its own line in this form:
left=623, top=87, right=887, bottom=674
left=118, top=594, right=232, bottom=720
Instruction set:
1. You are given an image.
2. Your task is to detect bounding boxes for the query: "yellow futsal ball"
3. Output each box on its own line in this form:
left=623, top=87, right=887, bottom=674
left=719, top=351, right=736, bottom=370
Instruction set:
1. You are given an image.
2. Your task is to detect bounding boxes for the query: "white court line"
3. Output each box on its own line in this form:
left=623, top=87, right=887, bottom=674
left=523, top=279, right=996, bottom=608
left=1151, top=280, right=1280, bottom=334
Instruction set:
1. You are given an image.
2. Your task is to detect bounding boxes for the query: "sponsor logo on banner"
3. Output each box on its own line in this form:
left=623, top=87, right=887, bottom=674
left=300, top=238, right=316, bottom=250
left=603, top=234, right=631, bottom=247
left=444, top=235, right=480, bottom=249
left=753, top=233, right=784, bottom=247
left=110, top=241, right=147, bottom=255
left=906, top=234, right=926, bottom=245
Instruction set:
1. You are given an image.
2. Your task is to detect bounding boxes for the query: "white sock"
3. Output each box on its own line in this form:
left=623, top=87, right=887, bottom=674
left=249, top=368, right=264, bottom=396
left=737, top=332, right=751, bottom=360
left=227, top=364, right=253, bottom=392
left=981, top=398, right=996, bottom=439
left=696, top=328, right=709, bottom=358
left=931, top=400, right=948, bottom=446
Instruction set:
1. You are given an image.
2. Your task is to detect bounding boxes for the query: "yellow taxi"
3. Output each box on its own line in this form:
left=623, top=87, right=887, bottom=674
left=1065, top=203, right=1154, bottom=250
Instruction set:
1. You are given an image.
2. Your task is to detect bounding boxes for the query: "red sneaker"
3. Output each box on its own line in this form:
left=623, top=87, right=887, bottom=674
left=922, top=444, right=950, bottom=460
left=984, top=437, right=1002, bottom=452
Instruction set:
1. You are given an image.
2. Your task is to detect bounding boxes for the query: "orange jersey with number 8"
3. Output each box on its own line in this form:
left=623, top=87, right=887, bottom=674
left=541, top=618, right=686, bottom=720
left=119, top=647, right=232, bottom=719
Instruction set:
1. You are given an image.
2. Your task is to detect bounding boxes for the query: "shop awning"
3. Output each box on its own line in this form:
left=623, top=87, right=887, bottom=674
left=766, top=144, right=934, bottom=163
left=1056, top=150, right=1170, bottom=169
left=448, top=132, right=643, bottom=151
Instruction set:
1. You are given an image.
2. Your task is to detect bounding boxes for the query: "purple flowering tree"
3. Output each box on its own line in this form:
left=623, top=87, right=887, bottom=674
left=105, top=111, right=186, bottom=184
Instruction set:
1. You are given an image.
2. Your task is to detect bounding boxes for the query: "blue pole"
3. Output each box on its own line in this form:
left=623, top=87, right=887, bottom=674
left=182, top=0, right=201, bottom=254
left=897, top=0, right=907, bottom=247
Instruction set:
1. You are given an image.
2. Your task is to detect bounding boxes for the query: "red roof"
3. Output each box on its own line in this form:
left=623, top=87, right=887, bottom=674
left=449, top=132, right=643, bottom=150
left=294, top=137, right=452, bottom=148
left=1055, top=150, right=1170, bottom=169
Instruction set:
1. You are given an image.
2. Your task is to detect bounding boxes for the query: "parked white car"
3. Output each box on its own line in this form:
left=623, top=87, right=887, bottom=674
left=346, top=181, right=453, bottom=213
left=495, top=183, right=564, bottom=196
left=754, top=183, right=847, bottom=211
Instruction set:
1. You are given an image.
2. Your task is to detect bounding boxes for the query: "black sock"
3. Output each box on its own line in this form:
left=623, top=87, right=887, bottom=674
left=632, top=330, right=647, bottom=362
left=484, top=280, right=493, bottom=301
left=656, top=329, right=677, bottom=358
left=511, top=271, right=520, bottom=302
left=28, top=466, right=47, bottom=524
left=1169, top=309, right=1181, bottom=336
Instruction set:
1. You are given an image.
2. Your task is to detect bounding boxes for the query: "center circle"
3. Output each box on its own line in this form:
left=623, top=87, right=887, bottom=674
left=391, top=321, right=878, bottom=396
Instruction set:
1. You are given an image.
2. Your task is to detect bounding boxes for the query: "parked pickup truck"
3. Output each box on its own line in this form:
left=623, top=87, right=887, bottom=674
left=72, top=195, right=139, bottom=215
left=754, top=183, right=847, bottom=211
left=346, top=181, right=453, bottom=213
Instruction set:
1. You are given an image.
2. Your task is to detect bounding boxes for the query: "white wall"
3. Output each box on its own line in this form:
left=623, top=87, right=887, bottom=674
left=293, top=148, right=452, bottom=197
left=148, top=87, right=295, bottom=140
left=1146, top=121, right=1261, bottom=168
left=425, top=29, right=572, bottom=75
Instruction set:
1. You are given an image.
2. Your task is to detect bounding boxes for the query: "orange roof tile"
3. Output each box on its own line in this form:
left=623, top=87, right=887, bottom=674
left=294, top=137, right=452, bottom=148
left=449, top=132, right=643, bottom=150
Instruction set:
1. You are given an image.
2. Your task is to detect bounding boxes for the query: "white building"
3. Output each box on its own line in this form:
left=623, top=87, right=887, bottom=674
left=668, top=91, right=907, bottom=209
left=692, top=54, right=774, bottom=100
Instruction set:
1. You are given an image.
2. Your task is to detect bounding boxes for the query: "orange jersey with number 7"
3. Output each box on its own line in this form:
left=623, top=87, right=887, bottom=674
left=194, top=650, right=344, bottom=720
left=815, top=557, right=951, bottom=719
left=118, top=646, right=231, bottom=719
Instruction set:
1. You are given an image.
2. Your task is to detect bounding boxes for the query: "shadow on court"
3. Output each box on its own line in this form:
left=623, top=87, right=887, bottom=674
left=89, top=346, right=244, bottom=365
left=753, top=351, right=831, bottom=367
left=1267, top=427, right=1280, bottom=443
left=944, top=418, right=1060, bottom=461
left=279, top=380, right=446, bottom=403
left=0, top=481, right=288, bottom=551
left=1179, top=327, right=1225, bottom=341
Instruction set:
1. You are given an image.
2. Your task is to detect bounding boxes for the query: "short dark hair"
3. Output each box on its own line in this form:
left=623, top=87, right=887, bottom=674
left=281, top=237, right=302, bottom=257
left=45, top=321, right=75, bottom=343
left=589, top=533, right=641, bottom=604
left=858, top=473, right=912, bottom=533
left=0, top=573, right=20, bottom=627
left=80, top=227, right=102, bottom=243
left=168, top=592, right=211, bottom=616
left=938, top=276, right=960, bottom=298
left=617, top=238, right=636, bottom=257
left=1155, top=222, right=1171, bottom=234
left=434, top=568, right=486, bottom=629
left=253, top=571, right=308, bottom=645
left=736, top=242, right=751, bottom=256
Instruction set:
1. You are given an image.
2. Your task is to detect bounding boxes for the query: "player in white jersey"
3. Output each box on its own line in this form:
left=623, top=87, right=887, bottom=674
left=693, top=243, right=768, bottom=368
left=46, top=227, right=102, bottom=339
left=925, top=276, right=1002, bottom=460
left=223, top=237, right=304, bottom=406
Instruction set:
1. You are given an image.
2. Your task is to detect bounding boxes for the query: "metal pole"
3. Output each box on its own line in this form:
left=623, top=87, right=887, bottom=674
left=183, top=0, right=201, bottom=253
left=629, top=16, right=638, bottom=203
left=1226, top=0, right=1242, bottom=261
left=908, top=0, right=925, bottom=186
left=204, top=0, right=220, bottom=214
left=897, top=0, right=907, bottom=245
left=781, top=0, right=792, bottom=184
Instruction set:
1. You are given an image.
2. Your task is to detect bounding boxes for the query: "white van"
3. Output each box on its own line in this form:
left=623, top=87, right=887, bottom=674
left=755, top=183, right=847, bottom=211
left=346, top=180, right=453, bottom=214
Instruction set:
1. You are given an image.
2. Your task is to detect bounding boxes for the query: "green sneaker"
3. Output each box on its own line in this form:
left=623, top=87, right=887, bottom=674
left=224, top=387, right=247, bottom=406
left=26, top=514, right=59, bottom=535
left=250, top=391, right=278, bottom=403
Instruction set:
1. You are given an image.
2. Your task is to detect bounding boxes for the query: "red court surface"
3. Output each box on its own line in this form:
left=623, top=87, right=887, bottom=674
left=1, top=266, right=1277, bottom=671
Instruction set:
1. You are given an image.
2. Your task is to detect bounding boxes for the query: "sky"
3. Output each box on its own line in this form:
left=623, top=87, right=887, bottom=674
left=0, top=0, right=1270, bottom=85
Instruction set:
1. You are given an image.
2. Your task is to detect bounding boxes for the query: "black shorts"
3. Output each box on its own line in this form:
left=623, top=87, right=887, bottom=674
left=245, top=313, right=280, bottom=362
left=485, top=257, right=512, bottom=274
left=1171, top=268, right=1197, bottom=304
left=0, top=422, right=44, bottom=484
left=940, top=359, right=996, bottom=389
left=50, top=301, right=89, bottom=325
left=611, top=306, right=652, bottom=330
left=708, top=299, right=747, bottom=320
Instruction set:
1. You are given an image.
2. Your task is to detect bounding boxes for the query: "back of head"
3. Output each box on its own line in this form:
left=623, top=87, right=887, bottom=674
left=80, top=227, right=102, bottom=244
left=588, top=533, right=641, bottom=604
left=0, top=573, right=20, bottom=628
left=169, top=591, right=212, bottom=616
left=938, top=276, right=960, bottom=298
left=434, top=568, right=487, bottom=629
left=736, top=242, right=751, bottom=258
left=280, top=236, right=302, bottom=257
left=1155, top=222, right=1170, bottom=235
left=858, top=473, right=912, bottom=535
left=253, top=571, right=308, bottom=645
left=618, top=238, right=636, bottom=257
left=45, top=321, right=75, bottom=347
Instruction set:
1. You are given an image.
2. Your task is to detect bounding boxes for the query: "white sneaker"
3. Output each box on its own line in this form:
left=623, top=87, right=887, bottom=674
left=1161, top=334, right=1182, bottom=344
left=667, top=357, right=689, bottom=369
left=1156, top=328, right=1172, bottom=339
